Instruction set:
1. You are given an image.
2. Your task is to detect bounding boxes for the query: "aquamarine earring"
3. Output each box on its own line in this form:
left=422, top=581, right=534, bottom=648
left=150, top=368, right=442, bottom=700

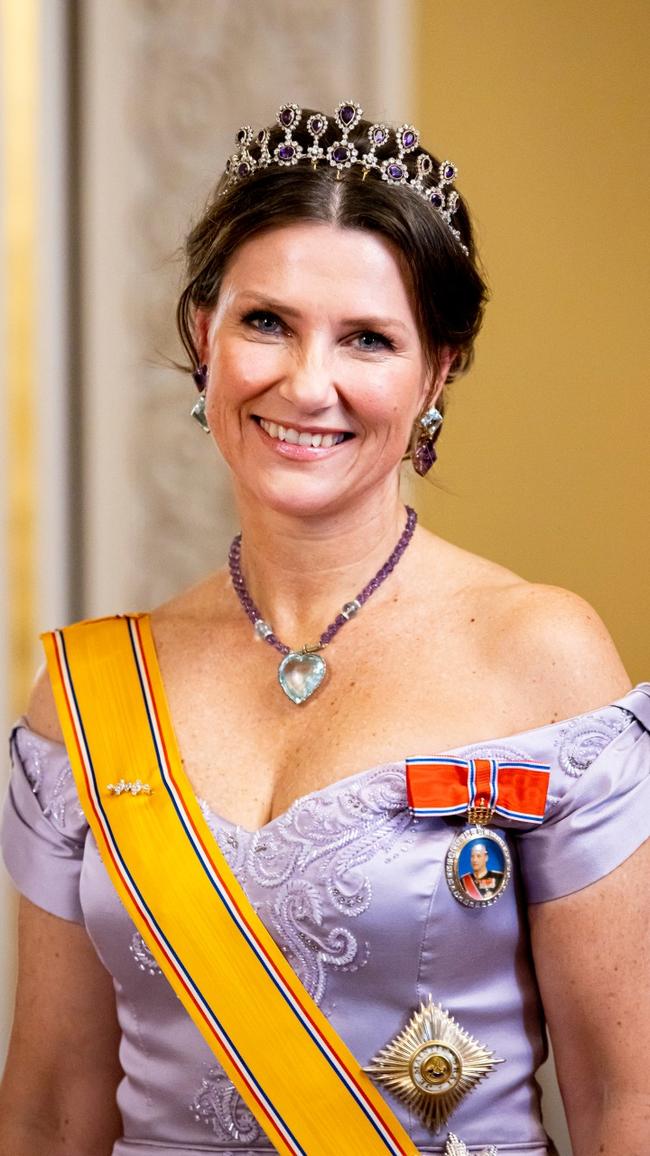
left=190, top=365, right=210, bottom=433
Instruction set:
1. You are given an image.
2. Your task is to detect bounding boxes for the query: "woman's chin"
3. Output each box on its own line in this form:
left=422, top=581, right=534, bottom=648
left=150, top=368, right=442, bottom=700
left=239, top=480, right=352, bottom=520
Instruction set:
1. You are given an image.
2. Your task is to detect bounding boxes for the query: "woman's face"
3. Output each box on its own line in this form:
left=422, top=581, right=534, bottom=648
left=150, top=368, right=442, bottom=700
left=198, top=220, right=436, bottom=519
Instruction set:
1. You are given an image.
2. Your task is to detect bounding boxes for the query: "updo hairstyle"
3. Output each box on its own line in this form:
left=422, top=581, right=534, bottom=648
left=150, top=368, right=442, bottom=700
left=176, top=109, right=488, bottom=430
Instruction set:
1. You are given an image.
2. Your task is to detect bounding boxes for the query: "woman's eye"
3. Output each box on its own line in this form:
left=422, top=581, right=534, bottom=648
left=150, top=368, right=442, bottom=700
left=355, top=330, right=395, bottom=352
left=243, top=310, right=283, bottom=335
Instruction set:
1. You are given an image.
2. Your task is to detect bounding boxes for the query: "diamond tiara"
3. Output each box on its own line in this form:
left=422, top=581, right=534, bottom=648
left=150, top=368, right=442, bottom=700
left=223, top=100, right=468, bottom=255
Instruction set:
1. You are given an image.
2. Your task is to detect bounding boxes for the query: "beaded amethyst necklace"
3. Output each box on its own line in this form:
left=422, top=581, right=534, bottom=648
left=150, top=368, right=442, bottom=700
left=228, top=505, right=418, bottom=704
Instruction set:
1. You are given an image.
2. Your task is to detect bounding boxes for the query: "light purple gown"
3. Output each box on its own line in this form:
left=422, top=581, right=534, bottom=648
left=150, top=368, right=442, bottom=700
left=3, top=684, right=649, bottom=1155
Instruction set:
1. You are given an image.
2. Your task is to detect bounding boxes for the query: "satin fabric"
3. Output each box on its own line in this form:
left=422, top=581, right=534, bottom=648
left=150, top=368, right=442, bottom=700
left=3, top=684, right=649, bottom=1154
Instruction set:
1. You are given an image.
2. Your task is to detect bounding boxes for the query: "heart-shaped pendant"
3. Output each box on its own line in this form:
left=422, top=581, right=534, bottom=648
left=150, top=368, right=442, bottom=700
left=278, top=651, right=326, bottom=704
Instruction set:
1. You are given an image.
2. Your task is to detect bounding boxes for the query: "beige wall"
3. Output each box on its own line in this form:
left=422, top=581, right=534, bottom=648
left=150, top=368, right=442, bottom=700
left=413, top=0, right=649, bottom=682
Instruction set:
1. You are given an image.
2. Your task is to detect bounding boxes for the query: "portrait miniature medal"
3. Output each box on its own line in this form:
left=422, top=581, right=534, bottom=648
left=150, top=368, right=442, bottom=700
left=406, top=755, right=551, bottom=908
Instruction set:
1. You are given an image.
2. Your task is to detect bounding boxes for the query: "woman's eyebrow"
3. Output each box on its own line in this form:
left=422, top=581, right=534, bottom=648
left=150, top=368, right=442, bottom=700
left=339, top=314, right=408, bottom=335
left=234, top=292, right=408, bottom=334
left=234, top=291, right=302, bottom=318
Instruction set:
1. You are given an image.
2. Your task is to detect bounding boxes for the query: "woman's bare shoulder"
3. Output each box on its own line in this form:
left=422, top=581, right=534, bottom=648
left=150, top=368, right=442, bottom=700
left=23, top=574, right=230, bottom=745
left=149, top=573, right=230, bottom=638
left=24, top=665, right=64, bottom=744
left=483, top=582, right=630, bottom=720
left=420, top=533, right=631, bottom=720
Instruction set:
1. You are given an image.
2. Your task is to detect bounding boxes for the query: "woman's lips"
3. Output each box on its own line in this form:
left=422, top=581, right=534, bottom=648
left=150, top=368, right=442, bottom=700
left=253, top=417, right=354, bottom=460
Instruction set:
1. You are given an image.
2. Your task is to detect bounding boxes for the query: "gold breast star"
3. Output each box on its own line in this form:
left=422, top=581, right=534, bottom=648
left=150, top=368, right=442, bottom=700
left=364, top=996, right=503, bottom=1133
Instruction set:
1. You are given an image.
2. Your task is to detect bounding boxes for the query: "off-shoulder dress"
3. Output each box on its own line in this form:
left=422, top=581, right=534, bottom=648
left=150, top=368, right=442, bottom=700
left=3, top=683, right=649, bottom=1155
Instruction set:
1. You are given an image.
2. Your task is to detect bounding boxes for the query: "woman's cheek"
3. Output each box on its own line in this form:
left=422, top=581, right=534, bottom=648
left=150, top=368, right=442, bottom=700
left=222, top=344, right=286, bottom=397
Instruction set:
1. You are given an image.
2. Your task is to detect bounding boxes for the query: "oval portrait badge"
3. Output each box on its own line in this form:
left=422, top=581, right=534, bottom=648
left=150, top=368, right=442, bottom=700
left=446, top=826, right=511, bottom=908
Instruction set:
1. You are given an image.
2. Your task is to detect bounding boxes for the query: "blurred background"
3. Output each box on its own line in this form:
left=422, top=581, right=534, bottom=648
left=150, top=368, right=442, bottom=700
left=1, top=2, right=648, bottom=1151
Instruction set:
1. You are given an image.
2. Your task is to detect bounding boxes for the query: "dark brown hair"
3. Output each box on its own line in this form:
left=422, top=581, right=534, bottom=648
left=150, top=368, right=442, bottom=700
left=176, top=110, right=488, bottom=411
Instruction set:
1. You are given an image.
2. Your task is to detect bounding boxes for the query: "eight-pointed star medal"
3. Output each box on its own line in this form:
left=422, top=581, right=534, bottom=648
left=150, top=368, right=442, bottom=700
left=364, top=996, right=503, bottom=1132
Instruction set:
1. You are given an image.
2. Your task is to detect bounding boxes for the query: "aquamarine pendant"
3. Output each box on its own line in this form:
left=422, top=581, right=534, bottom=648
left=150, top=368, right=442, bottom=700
left=278, top=651, right=326, bottom=704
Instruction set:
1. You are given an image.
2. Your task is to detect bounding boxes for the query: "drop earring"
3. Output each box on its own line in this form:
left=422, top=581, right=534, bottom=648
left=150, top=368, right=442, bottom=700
left=412, top=407, right=443, bottom=476
left=190, top=364, right=210, bottom=433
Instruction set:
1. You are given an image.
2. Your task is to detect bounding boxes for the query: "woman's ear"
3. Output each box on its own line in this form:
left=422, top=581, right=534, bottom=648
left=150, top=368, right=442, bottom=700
left=192, top=308, right=212, bottom=366
left=421, top=347, right=455, bottom=410
left=433, top=347, right=455, bottom=400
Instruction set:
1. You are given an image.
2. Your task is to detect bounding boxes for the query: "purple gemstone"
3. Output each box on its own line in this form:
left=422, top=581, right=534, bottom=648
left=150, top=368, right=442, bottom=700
left=403, top=131, right=415, bottom=147
left=373, top=128, right=387, bottom=144
left=430, top=190, right=443, bottom=208
left=238, top=162, right=251, bottom=177
left=387, top=163, right=404, bottom=181
left=280, top=108, right=295, bottom=127
left=278, top=144, right=295, bottom=161
left=311, top=118, right=323, bottom=132
left=414, top=441, right=437, bottom=476
left=333, top=145, right=350, bottom=164
left=444, top=165, right=455, bottom=180
left=340, top=104, right=355, bottom=125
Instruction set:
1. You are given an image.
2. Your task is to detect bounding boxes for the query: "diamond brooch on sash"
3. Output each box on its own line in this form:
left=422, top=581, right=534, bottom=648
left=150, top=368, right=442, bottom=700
left=364, top=996, right=502, bottom=1132
left=107, top=779, right=153, bottom=796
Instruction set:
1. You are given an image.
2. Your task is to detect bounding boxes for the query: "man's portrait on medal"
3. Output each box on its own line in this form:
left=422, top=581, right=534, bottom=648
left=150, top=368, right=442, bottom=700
left=458, top=837, right=507, bottom=904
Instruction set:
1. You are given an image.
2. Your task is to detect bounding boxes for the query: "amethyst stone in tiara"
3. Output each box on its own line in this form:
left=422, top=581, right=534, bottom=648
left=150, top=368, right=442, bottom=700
left=307, top=114, right=327, bottom=137
left=223, top=101, right=468, bottom=254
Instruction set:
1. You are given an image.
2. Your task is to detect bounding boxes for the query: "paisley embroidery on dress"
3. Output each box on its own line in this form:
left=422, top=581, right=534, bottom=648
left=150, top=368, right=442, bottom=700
left=129, top=931, right=162, bottom=976
left=453, top=742, right=534, bottom=767
left=240, top=766, right=410, bottom=1004
left=270, top=877, right=368, bottom=1005
left=41, top=764, right=86, bottom=827
left=16, top=729, right=45, bottom=795
left=16, top=731, right=85, bottom=828
left=556, top=707, right=633, bottom=779
left=190, top=1064, right=262, bottom=1145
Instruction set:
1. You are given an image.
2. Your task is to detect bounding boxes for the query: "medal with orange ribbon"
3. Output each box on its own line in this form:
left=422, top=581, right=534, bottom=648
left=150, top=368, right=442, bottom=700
left=406, top=756, right=550, bottom=908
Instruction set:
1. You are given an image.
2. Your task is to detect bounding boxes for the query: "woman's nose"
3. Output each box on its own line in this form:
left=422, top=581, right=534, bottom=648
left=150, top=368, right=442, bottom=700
left=277, top=348, right=339, bottom=412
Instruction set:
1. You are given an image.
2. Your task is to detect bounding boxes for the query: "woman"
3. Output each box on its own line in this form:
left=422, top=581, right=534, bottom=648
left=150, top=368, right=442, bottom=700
left=0, top=101, right=648, bottom=1156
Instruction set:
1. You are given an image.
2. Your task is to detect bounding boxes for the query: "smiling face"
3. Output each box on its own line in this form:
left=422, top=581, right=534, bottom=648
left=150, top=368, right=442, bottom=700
left=197, top=221, right=439, bottom=520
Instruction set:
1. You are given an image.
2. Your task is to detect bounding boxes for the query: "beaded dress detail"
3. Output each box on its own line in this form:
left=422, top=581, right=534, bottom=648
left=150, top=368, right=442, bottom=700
left=3, top=688, right=649, bottom=1155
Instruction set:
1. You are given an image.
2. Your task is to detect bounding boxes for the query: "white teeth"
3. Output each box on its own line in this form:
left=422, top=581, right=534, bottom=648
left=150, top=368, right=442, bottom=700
left=259, top=418, right=347, bottom=449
